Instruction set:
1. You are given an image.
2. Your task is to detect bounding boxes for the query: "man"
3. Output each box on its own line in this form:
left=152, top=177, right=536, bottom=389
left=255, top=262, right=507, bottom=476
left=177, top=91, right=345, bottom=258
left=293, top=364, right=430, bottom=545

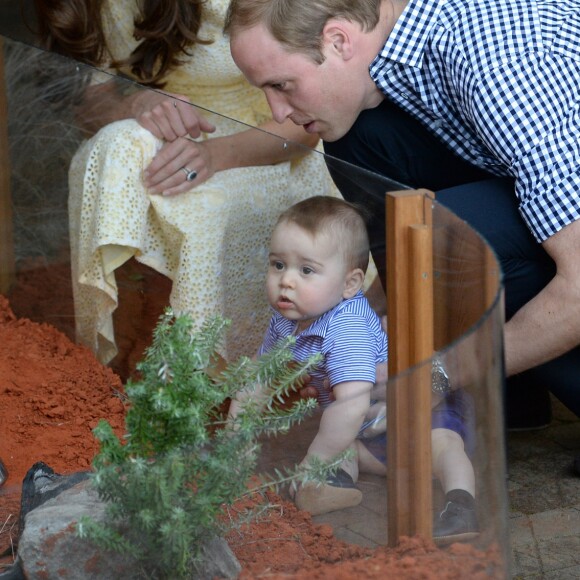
left=224, top=0, right=580, bottom=474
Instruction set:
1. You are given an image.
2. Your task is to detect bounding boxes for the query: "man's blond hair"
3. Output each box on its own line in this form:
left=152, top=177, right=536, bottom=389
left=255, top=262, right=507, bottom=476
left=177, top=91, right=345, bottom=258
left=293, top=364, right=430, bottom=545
left=224, top=0, right=382, bottom=64
left=276, top=196, right=370, bottom=272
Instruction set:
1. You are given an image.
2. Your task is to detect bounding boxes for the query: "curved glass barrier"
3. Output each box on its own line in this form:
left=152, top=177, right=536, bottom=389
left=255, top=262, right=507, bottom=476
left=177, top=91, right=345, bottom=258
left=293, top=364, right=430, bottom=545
left=0, top=33, right=508, bottom=576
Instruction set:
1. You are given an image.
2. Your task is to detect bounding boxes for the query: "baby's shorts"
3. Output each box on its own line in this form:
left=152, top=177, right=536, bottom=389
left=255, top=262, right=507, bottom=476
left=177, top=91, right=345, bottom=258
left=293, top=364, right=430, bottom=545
left=359, top=388, right=475, bottom=465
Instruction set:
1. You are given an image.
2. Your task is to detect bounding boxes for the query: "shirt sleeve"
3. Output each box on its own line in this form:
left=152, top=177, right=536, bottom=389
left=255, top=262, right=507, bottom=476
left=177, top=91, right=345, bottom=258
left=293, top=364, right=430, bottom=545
left=471, top=50, right=580, bottom=242
left=322, top=313, right=379, bottom=388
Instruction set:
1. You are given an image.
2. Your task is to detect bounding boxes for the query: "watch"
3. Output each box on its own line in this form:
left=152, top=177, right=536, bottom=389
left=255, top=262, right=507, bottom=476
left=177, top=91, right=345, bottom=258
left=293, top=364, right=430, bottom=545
left=431, top=358, right=451, bottom=395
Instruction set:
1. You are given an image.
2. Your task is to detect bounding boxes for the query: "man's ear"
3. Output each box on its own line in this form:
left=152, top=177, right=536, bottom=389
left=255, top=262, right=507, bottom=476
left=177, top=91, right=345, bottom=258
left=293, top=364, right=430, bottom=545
left=343, top=268, right=365, bottom=299
left=321, top=19, right=355, bottom=60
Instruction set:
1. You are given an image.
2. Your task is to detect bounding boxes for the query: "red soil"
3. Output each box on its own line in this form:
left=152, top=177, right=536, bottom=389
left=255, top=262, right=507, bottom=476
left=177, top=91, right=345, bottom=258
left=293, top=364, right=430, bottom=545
left=0, top=263, right=504, bottom=578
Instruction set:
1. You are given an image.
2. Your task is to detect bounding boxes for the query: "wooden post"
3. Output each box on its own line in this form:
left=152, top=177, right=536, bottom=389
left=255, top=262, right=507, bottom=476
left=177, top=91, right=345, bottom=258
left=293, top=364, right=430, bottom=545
left=385, top=190, right=434, bottom=544
left=408, top=223, right=434, bottom=533
left=0, top=38, right=14, bottom=295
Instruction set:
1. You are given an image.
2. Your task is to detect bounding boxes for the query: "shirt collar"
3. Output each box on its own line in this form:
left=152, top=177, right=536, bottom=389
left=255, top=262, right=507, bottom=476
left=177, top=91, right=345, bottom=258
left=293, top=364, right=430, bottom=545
left=375, top=0, right=444, bottom=69
left=271, top=291, right=366, bottom=339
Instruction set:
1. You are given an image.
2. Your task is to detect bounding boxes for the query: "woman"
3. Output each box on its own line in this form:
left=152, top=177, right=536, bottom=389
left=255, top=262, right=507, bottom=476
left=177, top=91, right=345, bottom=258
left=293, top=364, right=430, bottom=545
left=33, top=0, right=341, bottom=366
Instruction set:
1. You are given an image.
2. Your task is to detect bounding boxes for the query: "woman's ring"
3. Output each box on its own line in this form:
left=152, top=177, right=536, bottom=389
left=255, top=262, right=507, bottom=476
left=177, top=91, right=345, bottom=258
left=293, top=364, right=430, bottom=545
left=181, top=167, right=197, bottom=182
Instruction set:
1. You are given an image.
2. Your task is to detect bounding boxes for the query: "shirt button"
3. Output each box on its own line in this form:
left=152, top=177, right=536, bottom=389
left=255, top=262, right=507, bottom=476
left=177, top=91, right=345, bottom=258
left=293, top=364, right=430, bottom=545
left=400, top=92, right=409, bottom=100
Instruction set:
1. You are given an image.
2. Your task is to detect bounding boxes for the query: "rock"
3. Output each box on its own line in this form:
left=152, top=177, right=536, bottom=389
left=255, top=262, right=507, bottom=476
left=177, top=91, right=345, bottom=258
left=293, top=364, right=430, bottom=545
left=17, top=478, right=143, bottom=579
left=10, top=472, right=241, bottom=579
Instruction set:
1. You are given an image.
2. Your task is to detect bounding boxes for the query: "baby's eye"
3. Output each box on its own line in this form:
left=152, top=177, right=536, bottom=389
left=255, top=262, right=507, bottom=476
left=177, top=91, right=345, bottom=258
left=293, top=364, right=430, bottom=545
left=271, top=260, right=284, bottom=271
left=301, top=266, right=314, bottom=275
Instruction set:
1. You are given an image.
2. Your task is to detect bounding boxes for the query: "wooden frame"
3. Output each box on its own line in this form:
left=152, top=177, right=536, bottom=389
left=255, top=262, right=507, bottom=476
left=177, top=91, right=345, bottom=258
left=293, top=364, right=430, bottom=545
left=385, top=189, right=435, bottom=544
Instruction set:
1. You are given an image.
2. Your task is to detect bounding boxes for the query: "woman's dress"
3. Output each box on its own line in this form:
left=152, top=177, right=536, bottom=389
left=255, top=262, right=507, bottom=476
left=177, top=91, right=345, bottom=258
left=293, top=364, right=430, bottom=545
left=68, top=0, right=341, bottom=364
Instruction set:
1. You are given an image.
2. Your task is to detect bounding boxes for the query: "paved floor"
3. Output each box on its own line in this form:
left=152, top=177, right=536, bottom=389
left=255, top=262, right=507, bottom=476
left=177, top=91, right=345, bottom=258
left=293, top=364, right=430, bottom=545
left=258, top=395, right=580, bottom=579
left=506, top=398, right=580, bottom=579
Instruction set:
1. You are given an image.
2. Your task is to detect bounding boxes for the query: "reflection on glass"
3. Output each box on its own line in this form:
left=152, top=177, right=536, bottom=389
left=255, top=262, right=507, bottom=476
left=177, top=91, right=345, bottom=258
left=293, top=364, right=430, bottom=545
left=1, top=33, right=508, bottom=575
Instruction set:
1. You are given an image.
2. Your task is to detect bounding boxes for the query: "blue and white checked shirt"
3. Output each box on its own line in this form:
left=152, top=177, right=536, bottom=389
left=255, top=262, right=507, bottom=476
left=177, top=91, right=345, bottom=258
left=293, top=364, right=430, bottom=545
left=370, top=0, right=580, bottom=242
left=258, top=291, right=388, bottom=407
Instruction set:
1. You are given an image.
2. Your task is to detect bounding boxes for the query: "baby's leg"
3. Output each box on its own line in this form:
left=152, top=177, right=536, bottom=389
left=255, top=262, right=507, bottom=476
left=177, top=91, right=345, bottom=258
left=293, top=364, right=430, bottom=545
left=355, top=439, right=387, bottom=476
left=431, top=427, right=478, bottom=543
left=431, top=427, right=474, bottom=496
left=340, top=442, right=360, bottom=483
left=293, top=443, right=363, bottom=516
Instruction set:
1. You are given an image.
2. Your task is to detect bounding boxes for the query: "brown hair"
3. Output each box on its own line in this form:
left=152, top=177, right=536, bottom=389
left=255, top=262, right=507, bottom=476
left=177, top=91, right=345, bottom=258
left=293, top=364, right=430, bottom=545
left=224, top=0, right=381, bottom=64
left=276, top=196, right=370, bottom=272
left=32, top=0, right=211, bottom=87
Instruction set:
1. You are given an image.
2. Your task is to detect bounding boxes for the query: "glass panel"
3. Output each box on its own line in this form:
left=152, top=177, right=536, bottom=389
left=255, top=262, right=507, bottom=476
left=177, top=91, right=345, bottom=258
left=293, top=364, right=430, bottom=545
left=0, top=34, right=509, bottom=576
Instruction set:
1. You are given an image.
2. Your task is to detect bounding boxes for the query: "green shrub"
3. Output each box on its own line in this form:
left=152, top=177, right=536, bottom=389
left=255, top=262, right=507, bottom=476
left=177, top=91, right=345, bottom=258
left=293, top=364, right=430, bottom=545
left=77, top=309, right=338, bottom=578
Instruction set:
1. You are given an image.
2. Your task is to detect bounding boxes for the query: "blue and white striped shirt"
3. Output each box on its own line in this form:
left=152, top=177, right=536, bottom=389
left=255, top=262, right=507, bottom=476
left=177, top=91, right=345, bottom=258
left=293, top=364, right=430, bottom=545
left=370, top=0, right=580, bottom=242
left=258, top=291, right=388, bottom=407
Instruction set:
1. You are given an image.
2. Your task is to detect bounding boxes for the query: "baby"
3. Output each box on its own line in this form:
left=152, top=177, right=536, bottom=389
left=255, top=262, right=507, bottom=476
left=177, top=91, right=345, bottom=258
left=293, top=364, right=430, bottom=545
left=230, top=196, right=478, bottom=542
left=230, top=195, right=388, bottom=514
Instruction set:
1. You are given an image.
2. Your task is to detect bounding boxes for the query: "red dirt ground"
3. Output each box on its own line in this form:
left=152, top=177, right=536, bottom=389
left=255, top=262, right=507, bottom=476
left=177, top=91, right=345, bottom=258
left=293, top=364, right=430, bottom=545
left=0, top=262, right=504, bottom=578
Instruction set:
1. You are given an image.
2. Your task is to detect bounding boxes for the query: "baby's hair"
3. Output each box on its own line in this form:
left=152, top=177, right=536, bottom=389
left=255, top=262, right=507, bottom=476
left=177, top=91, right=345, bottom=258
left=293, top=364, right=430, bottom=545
left=276, top=196, right=370, bottom=272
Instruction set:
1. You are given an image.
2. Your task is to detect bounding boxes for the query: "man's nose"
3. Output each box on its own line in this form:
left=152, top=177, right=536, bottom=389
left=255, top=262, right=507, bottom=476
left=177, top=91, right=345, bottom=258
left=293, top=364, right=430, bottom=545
left=266, top=92, right=293, bottom=124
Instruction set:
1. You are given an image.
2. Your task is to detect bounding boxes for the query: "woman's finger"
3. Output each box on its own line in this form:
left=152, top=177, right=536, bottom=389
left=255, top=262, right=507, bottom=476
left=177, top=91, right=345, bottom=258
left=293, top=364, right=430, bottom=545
left=174, top=99, right=216, bottom=137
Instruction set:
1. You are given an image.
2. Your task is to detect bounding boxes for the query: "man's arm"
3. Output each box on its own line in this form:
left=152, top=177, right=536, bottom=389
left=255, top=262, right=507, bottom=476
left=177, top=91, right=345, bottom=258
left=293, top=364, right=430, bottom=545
left=505, top=219, right=580, bottom=376
left=303, top=381, right=372, bottom=463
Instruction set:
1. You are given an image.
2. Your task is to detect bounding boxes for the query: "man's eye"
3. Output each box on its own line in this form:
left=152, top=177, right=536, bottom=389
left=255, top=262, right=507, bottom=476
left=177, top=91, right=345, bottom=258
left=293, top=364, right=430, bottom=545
left=272, top=82, right=286, bottom=91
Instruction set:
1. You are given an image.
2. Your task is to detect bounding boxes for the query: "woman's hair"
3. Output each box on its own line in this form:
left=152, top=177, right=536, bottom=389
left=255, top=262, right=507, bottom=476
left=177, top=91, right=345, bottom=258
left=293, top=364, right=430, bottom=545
left=32, top=0, right=211, bottom=87
left=276, top=196, right=371, bottom=272
left=224, top=0, right=382, bottom=64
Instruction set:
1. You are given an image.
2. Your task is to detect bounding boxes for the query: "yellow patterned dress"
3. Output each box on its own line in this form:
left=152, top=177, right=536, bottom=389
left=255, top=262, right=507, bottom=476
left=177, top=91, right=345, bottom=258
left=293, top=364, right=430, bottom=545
left=68, top=0, right=341, bottom=364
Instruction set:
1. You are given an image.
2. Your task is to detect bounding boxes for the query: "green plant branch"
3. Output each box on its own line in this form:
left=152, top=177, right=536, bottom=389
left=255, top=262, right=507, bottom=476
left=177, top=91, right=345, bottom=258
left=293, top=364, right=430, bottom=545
left=77, top=309, right=339, bottom=578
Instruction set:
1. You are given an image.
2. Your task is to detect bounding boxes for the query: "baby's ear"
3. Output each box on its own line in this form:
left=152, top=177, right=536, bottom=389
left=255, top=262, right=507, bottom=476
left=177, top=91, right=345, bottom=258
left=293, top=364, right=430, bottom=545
left=343, top=268, right=365, bottom=299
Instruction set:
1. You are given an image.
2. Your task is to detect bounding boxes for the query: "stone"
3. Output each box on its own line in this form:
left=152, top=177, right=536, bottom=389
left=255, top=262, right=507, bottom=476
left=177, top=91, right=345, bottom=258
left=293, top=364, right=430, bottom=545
left=11, top=477, right=240, bottom=579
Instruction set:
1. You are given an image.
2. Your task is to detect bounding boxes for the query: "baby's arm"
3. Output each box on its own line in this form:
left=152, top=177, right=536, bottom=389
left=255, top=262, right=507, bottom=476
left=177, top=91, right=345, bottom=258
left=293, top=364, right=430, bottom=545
left=227, top=376, right=266, bottom=423
left=303, top=380, right=373, bottom=464
left=358, top=359, right=388, bottom=438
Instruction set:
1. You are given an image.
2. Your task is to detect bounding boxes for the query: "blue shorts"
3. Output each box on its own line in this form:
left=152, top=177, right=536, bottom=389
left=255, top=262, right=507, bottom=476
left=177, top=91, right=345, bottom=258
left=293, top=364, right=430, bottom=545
left=360, top=389, right=475, bottom=465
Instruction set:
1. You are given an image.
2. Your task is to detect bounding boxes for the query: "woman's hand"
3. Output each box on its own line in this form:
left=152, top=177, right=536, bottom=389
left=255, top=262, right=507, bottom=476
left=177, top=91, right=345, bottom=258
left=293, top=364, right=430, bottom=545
left=136, top=93, right=321, bottom=197
left=131, top=91, right=216, bottom=141
left=144, top=136, right=214, bottom=196
left=128, top=92, right=217, bottom=196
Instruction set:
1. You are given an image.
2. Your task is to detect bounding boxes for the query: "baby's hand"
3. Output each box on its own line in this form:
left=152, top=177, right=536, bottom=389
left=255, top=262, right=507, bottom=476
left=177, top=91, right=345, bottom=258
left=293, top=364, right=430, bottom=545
left=298, top=375, right=331, bottom=402
left=358, top=401, right=387, bottom=439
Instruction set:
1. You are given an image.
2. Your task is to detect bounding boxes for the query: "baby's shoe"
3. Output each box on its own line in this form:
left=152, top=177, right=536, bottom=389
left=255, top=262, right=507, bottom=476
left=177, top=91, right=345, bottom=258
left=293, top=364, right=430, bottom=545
left=433, top=499, right=479, bottom=545
left=294, top=468, right=362, bottom=516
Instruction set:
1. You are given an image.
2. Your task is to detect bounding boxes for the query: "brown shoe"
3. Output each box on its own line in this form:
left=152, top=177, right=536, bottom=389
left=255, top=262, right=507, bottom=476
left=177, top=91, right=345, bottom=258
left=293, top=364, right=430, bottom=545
left=294, top=468, right=362, bottom=516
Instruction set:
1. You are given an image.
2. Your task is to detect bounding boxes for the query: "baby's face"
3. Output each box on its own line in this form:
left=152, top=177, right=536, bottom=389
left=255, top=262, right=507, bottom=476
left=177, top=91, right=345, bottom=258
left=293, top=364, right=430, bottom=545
left=266, top=221, right=350, bottom=332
